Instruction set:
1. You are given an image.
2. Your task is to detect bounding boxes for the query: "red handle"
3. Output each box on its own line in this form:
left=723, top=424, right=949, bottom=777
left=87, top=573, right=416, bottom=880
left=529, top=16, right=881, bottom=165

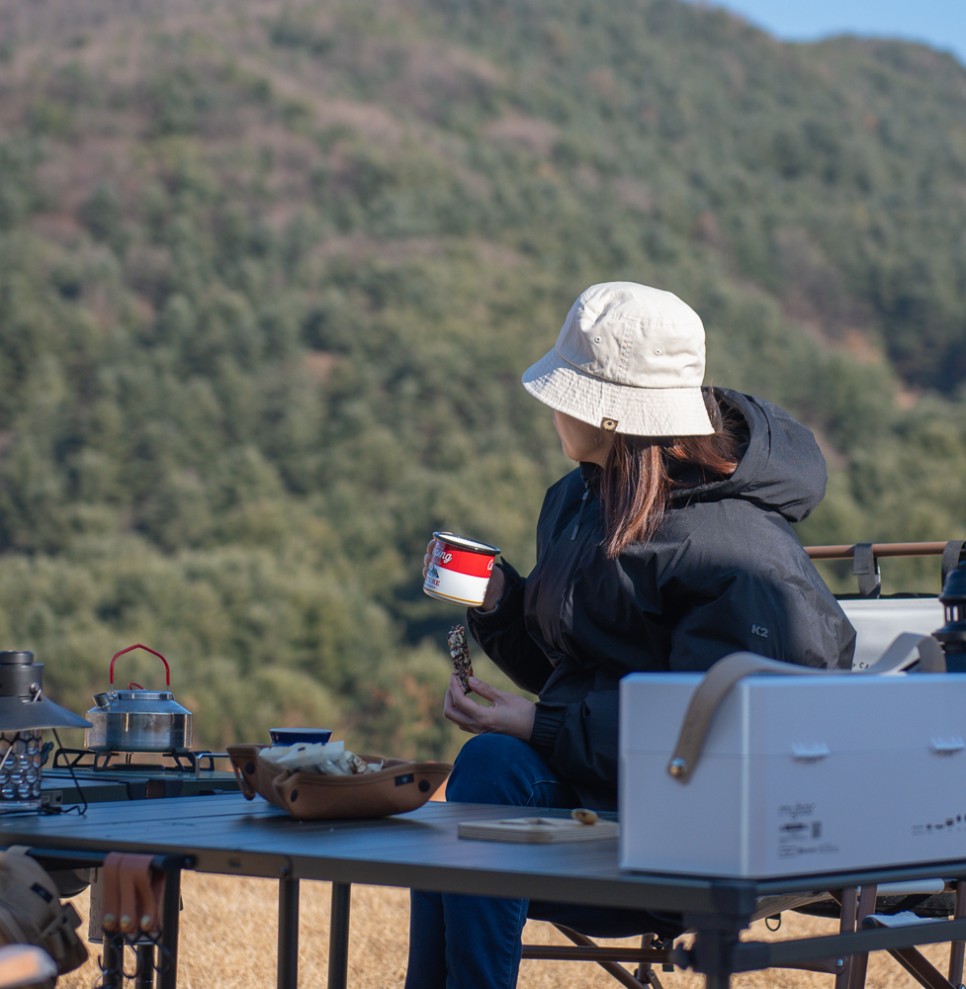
left=109, top=644, right=171, bottom=687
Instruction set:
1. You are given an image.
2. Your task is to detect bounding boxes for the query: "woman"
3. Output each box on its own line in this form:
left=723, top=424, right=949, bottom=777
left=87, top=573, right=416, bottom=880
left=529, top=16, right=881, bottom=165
left=407, top=281, right=855, bottom=989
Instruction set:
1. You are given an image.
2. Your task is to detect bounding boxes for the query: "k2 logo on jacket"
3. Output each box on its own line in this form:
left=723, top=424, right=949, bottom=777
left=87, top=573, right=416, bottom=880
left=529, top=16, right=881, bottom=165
left=751, top=624, right=769, bottom=639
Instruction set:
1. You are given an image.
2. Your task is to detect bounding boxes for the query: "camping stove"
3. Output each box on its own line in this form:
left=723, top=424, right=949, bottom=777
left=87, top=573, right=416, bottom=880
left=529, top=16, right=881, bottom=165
left=43, top=745, right=238, bottom=807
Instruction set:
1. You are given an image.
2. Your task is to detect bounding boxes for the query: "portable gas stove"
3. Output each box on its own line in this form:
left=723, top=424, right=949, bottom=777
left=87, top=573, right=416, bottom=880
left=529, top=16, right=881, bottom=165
left=42, top=745, right=239, bottom=808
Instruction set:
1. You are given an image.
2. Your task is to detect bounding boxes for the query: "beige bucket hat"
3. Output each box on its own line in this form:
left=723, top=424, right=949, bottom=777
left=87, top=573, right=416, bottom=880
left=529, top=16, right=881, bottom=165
left=521, top=281, right=714, bottom=437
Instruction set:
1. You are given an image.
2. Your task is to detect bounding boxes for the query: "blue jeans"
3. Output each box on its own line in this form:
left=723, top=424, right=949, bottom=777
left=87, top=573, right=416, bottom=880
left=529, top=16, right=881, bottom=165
left=404, top=735, right=681, bottom=989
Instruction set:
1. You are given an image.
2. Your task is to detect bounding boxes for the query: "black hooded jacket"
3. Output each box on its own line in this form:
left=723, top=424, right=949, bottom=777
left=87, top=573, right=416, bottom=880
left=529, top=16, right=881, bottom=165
left=467, top=389, right=856, bottom=809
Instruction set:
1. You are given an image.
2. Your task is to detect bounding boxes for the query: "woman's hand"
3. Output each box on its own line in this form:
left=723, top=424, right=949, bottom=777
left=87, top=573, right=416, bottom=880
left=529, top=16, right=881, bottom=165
left=421, top=539, right=436, bottom=580
left=443, top=674, right=536, bottom=741
left=478, top=564, right=505, bottom=612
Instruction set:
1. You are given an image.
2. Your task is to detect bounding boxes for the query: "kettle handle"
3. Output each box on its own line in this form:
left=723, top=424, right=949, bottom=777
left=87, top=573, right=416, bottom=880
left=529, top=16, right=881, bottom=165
left=110, top=644, right=171, bottom=687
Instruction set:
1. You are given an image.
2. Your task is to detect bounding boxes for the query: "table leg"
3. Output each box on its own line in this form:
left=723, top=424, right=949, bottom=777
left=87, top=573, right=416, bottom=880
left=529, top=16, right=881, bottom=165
left=950, top=882, right=966, bottom=986
left=158, top=858, right=183, bottom=989
left=327, top=883, right=352, bottom=989
left=278, top=875, right=300, bottom=989
left=101, top=933, right=124, bottom=989
left=135, top=944, right=155, bottom=989
left=683, top=913, right=741, bottom=989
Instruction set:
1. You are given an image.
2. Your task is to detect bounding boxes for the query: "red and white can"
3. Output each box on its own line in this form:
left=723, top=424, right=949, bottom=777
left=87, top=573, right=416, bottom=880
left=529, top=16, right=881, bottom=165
left=423, top=532, right=501, bottom=607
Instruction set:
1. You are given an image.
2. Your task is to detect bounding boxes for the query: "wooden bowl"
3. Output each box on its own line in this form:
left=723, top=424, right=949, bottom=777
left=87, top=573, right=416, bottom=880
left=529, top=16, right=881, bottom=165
left=226, top=744, right=451, bottom=821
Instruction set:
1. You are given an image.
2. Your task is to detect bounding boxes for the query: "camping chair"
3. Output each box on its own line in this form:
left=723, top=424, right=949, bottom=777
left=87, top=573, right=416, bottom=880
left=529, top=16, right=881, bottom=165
left=521, top=539, right=966, bottom=989
left=808, top=540, right=963, bottom=670
left=522, top=890, right=841, bottom=988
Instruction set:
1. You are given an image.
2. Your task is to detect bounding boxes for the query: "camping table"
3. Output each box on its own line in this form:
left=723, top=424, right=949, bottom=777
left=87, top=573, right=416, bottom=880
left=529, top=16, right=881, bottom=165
left=2, top=793, right=966, bottom=989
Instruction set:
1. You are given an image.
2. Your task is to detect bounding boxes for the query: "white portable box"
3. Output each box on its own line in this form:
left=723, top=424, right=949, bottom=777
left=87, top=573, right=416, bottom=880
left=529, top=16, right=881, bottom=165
left=619, top=666, right=966, bottom=878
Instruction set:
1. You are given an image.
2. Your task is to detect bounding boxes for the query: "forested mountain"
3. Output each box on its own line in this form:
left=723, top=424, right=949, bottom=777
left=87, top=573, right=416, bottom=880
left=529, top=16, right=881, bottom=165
left=0, top=0, right=964, bottom=758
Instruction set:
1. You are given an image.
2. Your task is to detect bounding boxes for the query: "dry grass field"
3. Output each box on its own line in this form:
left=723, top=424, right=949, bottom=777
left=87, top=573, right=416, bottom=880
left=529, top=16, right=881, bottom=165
left=57, top=872, right=955, bottom=988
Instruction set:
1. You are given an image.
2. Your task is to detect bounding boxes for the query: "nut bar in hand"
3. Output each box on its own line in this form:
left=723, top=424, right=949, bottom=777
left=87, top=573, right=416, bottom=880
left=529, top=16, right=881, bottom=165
left=448, top=624, right=474, bottom=694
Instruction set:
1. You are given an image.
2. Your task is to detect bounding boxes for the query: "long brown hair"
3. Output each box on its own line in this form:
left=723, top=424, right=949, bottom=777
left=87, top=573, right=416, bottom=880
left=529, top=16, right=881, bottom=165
left=599, top=389, right=741, bottom=558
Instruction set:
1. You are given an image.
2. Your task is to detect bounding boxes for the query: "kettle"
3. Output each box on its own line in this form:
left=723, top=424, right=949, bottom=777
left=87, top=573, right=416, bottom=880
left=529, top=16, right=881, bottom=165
left=85, top=644, right=193, bottom=753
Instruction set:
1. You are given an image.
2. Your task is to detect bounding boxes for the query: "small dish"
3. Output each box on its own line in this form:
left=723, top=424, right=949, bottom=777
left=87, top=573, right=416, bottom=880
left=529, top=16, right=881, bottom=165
left=269, top=727, right=333, bottom=745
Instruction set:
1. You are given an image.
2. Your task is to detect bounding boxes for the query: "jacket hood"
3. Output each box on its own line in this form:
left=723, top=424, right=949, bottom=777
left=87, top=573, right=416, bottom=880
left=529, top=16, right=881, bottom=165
left=675, top=389, right=827, bottom=522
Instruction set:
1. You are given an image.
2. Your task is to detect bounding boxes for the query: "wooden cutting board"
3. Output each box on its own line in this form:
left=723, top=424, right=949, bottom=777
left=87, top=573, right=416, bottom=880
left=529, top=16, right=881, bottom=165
left=457, top=816, right=619, bottom=844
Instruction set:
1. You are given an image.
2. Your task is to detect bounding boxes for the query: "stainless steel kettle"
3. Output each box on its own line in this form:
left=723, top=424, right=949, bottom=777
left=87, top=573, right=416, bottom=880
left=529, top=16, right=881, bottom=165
left=84, top=644, right=193, bottom=753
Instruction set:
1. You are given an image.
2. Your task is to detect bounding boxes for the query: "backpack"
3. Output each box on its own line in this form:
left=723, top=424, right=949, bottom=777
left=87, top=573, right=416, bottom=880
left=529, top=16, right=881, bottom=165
left=0, top=846, right=88, bottom=988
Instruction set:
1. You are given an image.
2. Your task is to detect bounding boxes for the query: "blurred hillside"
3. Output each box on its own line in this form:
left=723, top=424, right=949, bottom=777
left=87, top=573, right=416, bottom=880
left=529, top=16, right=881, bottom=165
left=0, top=0, right=964, bottom=757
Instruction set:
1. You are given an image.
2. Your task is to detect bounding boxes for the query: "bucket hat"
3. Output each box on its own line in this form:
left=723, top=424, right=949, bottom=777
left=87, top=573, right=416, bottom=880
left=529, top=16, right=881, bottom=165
left=521, top=282, right=714, bottom=437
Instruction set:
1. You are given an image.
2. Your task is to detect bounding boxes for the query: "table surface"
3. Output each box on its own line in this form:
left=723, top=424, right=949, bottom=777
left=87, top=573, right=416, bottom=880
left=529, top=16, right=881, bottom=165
left=6, top=792, right=966, bottom=923
left=0, top=794, right=729, bottom=911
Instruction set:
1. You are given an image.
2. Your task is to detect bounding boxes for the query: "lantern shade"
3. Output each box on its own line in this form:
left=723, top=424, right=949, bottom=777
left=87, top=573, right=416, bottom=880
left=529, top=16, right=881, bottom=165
left=0, top=695, right=91, bottom=731
left=0, top=650, right=91, bottom=731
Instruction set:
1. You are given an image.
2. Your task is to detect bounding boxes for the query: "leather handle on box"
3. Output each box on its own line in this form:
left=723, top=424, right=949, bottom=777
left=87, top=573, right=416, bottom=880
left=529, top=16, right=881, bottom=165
left=666, top=634, right=945, bottom=783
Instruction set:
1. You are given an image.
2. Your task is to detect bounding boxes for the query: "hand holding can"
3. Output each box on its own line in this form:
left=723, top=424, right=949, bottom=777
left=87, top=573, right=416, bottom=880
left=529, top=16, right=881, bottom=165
left=423, top=532, right=500, bottom=607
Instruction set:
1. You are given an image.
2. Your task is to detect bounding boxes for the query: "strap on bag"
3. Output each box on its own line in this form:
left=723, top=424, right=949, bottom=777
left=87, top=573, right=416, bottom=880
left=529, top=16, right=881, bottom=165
left=942, top=540, right=966, bottom=587
left=853, top=542, right=881, bottom=598
left=101, top=852, right=165, bottom=937
left=666, top=633, right=945, bottom=783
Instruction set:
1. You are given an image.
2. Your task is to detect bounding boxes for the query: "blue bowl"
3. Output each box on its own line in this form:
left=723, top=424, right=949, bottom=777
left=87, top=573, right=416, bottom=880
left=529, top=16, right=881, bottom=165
left=269, top=727, right=333, bottom=746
